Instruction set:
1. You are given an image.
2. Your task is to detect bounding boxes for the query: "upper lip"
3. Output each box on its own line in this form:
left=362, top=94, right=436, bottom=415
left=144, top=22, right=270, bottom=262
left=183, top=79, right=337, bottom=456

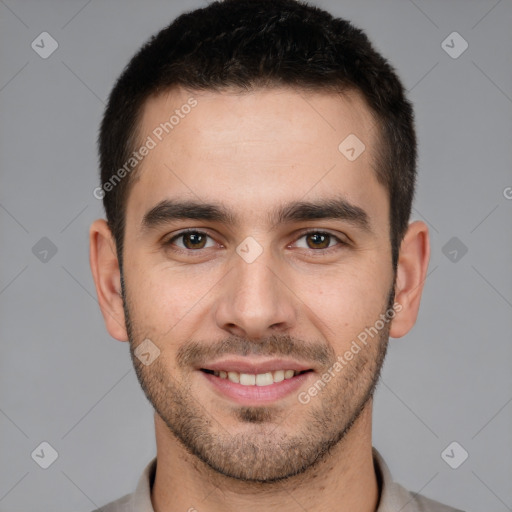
left=199, top=358, right=314, bottom=374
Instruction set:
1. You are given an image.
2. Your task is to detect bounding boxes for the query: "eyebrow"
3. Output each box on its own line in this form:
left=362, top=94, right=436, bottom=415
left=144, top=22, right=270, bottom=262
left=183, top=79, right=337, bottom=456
left=141, top=196, right=373, bottom=234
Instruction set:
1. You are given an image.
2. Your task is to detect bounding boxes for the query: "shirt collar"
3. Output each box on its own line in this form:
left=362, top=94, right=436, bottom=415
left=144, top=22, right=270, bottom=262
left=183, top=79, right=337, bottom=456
left=125, top=447, right=428, bottom=512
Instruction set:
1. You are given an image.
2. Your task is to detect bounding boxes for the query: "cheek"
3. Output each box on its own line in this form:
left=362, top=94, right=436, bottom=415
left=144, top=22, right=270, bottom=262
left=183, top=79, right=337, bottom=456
left=126, top=261, right=220, bottom=328
left=300, top=263, right=390, bottom=343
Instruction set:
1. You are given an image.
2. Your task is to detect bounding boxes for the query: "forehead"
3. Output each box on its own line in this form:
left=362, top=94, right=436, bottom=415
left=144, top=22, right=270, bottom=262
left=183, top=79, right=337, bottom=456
left=126, top=86, right=386, bottom=233
left=139, top=86, right=377, bottom=161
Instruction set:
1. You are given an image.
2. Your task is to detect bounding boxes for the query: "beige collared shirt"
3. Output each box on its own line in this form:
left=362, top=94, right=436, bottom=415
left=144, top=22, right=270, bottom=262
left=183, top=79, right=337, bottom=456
left=91, top=447, right=464, bottom=512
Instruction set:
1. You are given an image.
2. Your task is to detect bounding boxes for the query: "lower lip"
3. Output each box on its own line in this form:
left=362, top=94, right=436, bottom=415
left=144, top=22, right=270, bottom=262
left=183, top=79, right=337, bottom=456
left=200, top=371, right=313, bottom=405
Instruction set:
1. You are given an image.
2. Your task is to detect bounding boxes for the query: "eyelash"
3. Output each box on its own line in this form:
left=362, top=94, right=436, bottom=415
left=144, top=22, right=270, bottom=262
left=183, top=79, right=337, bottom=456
left=163, top=229, right=348, bottom=255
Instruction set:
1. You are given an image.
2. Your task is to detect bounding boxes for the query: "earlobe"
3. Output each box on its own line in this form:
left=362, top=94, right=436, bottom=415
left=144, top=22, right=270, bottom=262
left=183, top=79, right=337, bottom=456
left=89, top=219, right=129, bottom=342
left=389, top=221, right=430, bottom=339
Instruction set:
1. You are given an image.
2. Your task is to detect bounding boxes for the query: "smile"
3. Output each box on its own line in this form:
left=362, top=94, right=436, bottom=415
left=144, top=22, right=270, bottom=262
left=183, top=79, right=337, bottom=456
left=199, top=368, right=315, bottom=405
left=201, top=368, right=312, bottom=386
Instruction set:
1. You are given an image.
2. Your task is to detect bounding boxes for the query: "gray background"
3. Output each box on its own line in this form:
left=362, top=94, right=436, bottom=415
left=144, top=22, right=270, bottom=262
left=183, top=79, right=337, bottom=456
left=1, top=0, right=511, bottom=510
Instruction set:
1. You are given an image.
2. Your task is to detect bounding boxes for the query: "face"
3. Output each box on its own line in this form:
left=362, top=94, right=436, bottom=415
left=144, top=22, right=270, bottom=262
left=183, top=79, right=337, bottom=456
left=120, top=87, right=397, bottom=482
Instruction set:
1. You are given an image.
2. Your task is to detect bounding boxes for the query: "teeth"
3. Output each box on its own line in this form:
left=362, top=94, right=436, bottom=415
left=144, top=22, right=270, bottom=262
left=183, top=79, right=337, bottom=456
left=213, top=369, right=304, bottom=386
left=240, top=373, right=256, bottom=385
left=227, top=371, right=240, bottom=383
left=273, top=370, right=285, bottom=382
left=255, top=372, right=273, bottom=386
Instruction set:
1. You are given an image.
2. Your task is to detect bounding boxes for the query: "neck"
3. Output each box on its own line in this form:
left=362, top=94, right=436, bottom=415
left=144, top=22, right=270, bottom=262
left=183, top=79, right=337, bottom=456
left=151, top=401, right=379, bottom=512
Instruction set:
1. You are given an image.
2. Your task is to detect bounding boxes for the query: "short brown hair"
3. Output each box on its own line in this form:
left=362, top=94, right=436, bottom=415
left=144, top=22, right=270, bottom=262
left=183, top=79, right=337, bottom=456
left=98, top=0, right=417, bottom=271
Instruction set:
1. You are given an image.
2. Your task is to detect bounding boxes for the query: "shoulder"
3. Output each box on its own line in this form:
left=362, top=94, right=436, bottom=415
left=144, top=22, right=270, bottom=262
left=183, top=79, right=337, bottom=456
left=373, top=447, right=465, bottom=512
left=88, top=456, right=157, bottom=512
left=388, top=481, right=466, bottom=512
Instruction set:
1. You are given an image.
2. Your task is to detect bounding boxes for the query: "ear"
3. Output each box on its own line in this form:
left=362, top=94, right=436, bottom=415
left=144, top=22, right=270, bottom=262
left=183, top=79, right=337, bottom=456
left=389, top=220, right=430, bottom=339
left=89, top=218, right=128, bottom=341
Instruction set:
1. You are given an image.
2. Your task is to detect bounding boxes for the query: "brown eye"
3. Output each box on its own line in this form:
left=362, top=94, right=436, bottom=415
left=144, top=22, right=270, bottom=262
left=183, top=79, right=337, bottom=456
left=294, top=231, right=345, bottom=251
left=305, top=232, right=331, bottom=249
left=182, top=232, right=207, bottom=249
left=166, top=230, right=214, bottom=250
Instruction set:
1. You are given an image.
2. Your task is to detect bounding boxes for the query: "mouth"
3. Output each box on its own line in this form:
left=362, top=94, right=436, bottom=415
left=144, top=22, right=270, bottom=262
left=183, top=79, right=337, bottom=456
left=200, top=368, right=313, bottom=386
left=198, top=362, right=315, bottom=405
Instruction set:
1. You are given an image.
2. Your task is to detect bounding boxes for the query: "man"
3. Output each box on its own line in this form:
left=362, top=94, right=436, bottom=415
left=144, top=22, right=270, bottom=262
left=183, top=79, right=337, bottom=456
left=88, top=0, right=462, bottom=510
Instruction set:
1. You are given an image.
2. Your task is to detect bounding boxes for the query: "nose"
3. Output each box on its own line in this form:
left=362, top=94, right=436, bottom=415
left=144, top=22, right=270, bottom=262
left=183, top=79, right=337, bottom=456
left=214, top=248, right=297, bottom=340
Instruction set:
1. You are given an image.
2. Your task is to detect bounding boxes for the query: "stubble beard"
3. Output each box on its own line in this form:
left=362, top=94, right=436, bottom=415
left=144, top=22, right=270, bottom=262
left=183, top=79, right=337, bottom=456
left=121, top=270, right=394, bottom=483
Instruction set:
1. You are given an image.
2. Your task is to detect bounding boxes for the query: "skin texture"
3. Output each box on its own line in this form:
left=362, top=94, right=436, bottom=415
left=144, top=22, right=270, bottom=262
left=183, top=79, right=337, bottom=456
left=89, top=87, right=430, bottom=512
